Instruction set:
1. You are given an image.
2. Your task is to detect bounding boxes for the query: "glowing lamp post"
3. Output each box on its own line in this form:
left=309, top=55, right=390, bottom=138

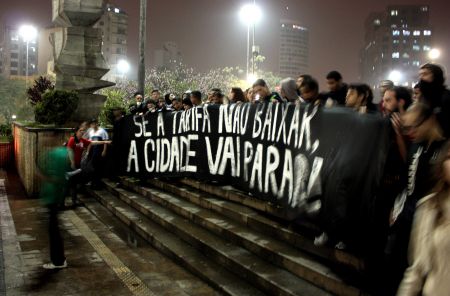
left=19, top=25, right=37, bottom=88
left=428, top=48, right=441, bottom=61
left=239, top=2, right=262, bottom=81
left=117, top=59, right=130, bottom=80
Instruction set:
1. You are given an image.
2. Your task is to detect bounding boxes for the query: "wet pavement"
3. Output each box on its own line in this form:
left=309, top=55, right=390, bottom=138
left=0, top=169, right=218, bottom=296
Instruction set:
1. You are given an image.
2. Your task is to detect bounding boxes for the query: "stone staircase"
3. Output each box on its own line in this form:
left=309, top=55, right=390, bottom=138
left=86, top=177, right=369, bottom=296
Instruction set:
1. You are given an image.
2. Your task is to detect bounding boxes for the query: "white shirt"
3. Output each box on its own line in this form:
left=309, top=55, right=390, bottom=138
left=87, top=128, right=108, bottom=141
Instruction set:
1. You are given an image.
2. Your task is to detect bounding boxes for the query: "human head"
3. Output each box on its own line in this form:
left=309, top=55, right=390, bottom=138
left=134, top=92, right=143, bottom=103
left=299, top=76, right=319, bottom=103
left=210, top=90, right=224, bottom=104
left=190, top=91, right=202, bottom=106
left=326, top=71, right=343, bottom=92
left=419, top=63, right=445, bottom=85
left=402, top=102, right=441, bottom=143
left=151, top=89, right=160, bottom=100
left=229, top=87, right=246, bottom=103
left=74, top=123, right=88, bottom=140
left=280, top=78, right=298, bottom=102
left=157, top=96, right=166, bottom=109
left=296, top=74, right=312, bottom=90
left=171, top=97, right=182, bottom=111
left=252, top=79, right=271, bottom=101
left=346, top=83, right=373, bottom=109
left=182, top=97, right=193, bottom=110
left=412, top=83, right=422, bottom=102
left=383, top=86, right=413, bottom=114
left=89, top=118, right=99, bottom=129
left=378, top=80, right=394, bottom=98
left=245, top=88, right=254, bottom=102
left=207, top=88, right=221, bottom=103
left=145, top=99, right=157, bottom=111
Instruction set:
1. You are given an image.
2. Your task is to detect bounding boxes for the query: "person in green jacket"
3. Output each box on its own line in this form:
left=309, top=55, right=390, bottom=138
left=37, top=146, right=70, bottom=269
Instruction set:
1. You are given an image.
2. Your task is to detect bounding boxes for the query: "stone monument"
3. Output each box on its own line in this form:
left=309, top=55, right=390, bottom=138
left=50, top=0, right=114, bottom=122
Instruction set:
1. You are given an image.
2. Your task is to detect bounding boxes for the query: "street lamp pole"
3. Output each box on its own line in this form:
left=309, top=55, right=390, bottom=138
left=252, top=0, right=256, bottom=76
left=239, top=2, right=262, bottom=81
left=246, top=24, right=250, bottom=79
left=138, top=0, right=147, bottom=95
left=19, top=25, right=37, bottom=89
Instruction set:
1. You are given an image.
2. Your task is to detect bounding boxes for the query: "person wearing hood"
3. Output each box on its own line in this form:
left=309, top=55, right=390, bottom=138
left=280, top=78, right=299, bottom=103
left=418, top=63, right=450, bottom=137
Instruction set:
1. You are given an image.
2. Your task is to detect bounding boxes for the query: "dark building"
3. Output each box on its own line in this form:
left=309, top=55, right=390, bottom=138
left=0, top=24, right=38, bottom=78
left=279, top=19, right=309, bottom=79
left=360, top=5, right=433, bottom=89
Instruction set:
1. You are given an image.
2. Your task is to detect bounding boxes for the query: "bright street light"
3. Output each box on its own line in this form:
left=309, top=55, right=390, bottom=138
left=428, top=48, right=441, bottom=60
left=388, top=70, right=402, bottom=84
left=19, top=25, right=37, bottom=42
left=19, top=24, right=37, bottom=89
left=117, top=59, right=130, bottom=78
left=239, top=3, right=262, bottom=26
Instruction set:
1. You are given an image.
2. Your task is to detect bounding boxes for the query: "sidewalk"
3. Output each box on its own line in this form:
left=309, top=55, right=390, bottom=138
left=0, top=169, right=217, bottom=296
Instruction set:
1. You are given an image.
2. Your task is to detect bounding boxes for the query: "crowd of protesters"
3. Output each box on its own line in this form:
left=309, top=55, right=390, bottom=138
left=46, top=62, right=450, bottom=294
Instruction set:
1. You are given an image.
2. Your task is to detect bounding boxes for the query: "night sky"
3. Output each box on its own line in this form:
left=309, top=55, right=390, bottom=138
left=1, top=0, right=449, bottom=85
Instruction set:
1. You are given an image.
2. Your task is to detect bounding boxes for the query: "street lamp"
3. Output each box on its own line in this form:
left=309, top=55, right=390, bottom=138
left=19, top=25, right=37, bottom=89
left=428, top=48, right=441, bottom=60
left=388, top=70, right=402, bottom=84
left=239, top=2, right=262, bottom=80
left=117, top=59, right=130, bottom=80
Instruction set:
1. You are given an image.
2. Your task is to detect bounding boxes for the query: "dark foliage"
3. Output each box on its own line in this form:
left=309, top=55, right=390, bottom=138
left=27, top=76, right=54, bottom=106
left=34, top=90, right=79, bottom=125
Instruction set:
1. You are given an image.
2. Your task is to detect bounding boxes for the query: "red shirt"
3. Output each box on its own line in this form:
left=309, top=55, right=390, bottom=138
left=67, top=137, right=91, bottom=168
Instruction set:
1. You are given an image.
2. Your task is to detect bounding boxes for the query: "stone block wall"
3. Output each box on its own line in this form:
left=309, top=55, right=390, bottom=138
left=13, top=123, right=73, bottom=197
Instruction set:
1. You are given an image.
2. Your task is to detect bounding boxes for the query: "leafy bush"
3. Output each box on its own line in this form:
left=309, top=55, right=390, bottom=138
left=27, top=76, right=54, bottom=106
left=98, top=89, right=128, bottom=127
left=34, top=90, right=79, bottom=125
left=0, top=124, right=12, bottom=142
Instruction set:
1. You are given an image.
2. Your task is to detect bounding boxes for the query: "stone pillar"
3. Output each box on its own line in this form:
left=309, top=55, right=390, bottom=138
left=51, top=0, right=114, bottom=122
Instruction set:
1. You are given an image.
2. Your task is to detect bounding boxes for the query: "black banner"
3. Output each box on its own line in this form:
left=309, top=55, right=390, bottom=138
left=114, top=103, right=390, bottom=233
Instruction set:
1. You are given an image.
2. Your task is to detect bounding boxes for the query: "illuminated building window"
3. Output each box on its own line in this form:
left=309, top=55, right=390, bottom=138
left=413, top=61, right=420, bottom=66
left=374, top=19, right=381, bottom=25
left=423, top=45, right=431, bottom=51
left=403, top=30, right=410, bottom=36
left=413, top=45, right=420, bottom=51
left=393, top=30, right=400, bottom=36
left=392, top=52, right=400, bottom=58
left=393, top=40, right=400, bottom=44
left=413, top=30, right=420, bottom=36
left=424, top=30, right=431, bottom=36
left=391, top=10, right=398, bottom=16
left=421, top=6, right=428, bottom=12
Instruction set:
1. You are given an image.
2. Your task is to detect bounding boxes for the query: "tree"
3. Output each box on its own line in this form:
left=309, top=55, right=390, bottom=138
left=0, top=77, right=33, bottom=124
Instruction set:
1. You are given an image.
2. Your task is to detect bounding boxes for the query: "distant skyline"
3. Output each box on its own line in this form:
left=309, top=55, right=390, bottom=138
left=1, top=0, right=449, bottom=86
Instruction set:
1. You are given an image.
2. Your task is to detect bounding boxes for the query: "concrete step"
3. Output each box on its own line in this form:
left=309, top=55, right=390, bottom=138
left=112, top=179, right=364, bottom=296
left=91, top=184, right=332, bottom=296
left=87, top=188, right=265, bottom=296
left=140, top=177, right=364, bottom=272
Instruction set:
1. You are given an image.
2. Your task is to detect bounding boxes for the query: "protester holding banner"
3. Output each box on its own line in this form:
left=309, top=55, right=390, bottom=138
left=252, top=79, right=283, bottom=103
left=345, top=83, right=377, bottom=114
left=418, top=63, right=450, bottom=138
left=385, top=101, right=446, bottom=294
left=397, top=140, right=450, bottom=296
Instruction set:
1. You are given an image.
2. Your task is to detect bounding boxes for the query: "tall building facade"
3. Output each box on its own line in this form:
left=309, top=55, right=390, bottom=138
left=360, top=5, right=432, bottom=89
left=154, top=42, right=183, bottom=70
left=0, top=24, right=38, bottom=78
left=279, top=19, right=309, bottom=79
left=95, top=3, right=128, bottom=82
